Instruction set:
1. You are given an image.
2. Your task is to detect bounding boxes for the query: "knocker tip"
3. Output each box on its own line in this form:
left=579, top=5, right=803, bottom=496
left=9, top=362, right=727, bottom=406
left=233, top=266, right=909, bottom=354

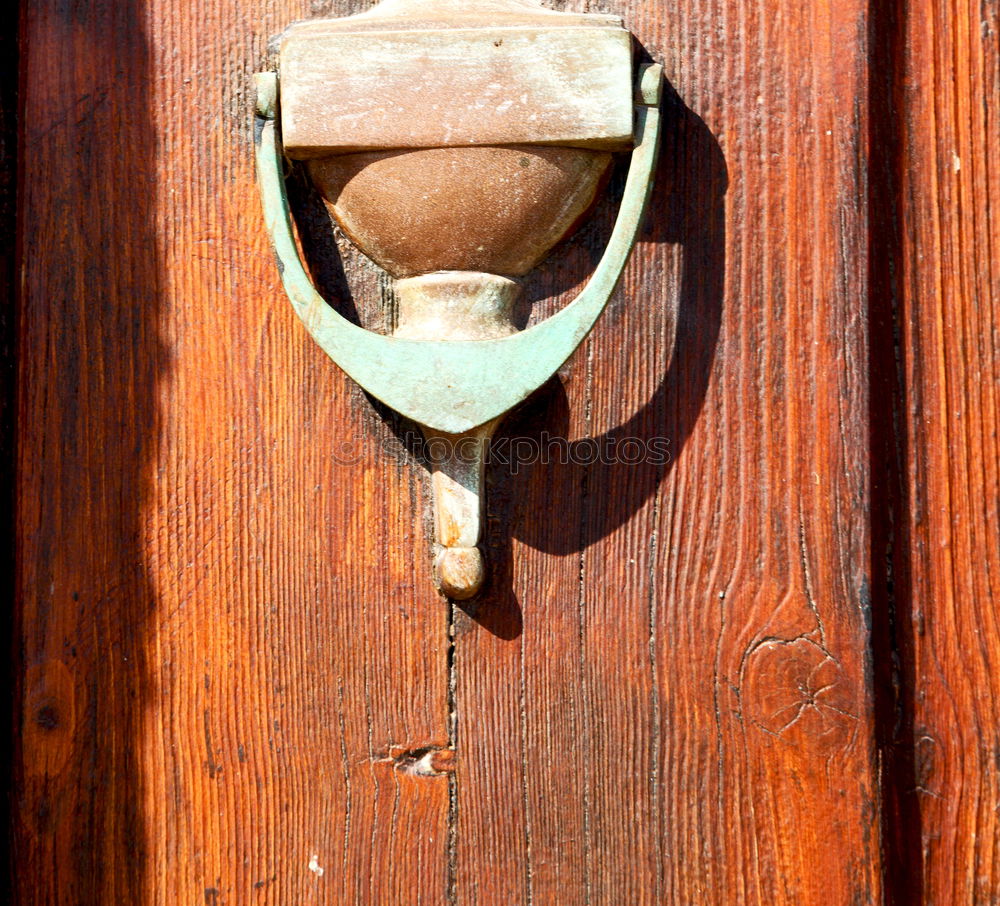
left=435, top=547, right=485, bottom=600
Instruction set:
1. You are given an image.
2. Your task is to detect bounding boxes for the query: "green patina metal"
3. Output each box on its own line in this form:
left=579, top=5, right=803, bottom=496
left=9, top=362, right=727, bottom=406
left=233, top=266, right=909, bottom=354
left=253, top=66, right=662, bottom=436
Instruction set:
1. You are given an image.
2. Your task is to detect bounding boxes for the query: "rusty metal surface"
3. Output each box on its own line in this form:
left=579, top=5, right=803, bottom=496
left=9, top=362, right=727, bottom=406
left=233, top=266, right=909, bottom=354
left=308, top=145, right=612, bottom=278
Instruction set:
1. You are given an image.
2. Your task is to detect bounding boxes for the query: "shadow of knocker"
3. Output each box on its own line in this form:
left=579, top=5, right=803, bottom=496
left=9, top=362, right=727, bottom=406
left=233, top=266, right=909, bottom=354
left=289, top=78, right=726, bottom=639
left=469, top=81, right=728, bottom=639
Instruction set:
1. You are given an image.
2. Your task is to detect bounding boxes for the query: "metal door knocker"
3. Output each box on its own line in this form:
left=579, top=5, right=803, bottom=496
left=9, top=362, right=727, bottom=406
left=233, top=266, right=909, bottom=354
left=255, top=0, right=662, bottom=599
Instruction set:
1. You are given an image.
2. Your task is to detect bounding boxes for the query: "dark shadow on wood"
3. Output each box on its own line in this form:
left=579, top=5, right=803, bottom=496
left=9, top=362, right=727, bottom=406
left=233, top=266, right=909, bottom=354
left=868, top=0, right=923, bottom=899
left=289, top=75, right=726, bottom=639
left=467, top=80, right=727, bottom=635
left=1, top=0, right=18, bottom=899
left=13, top=1, right=164, bottom=900
left=285, top=163, right=364, bottom=328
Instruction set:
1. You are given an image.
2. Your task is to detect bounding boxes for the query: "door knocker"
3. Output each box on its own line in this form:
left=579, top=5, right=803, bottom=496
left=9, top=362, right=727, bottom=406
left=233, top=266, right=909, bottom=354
left=255, top=0, right=662, bottom=599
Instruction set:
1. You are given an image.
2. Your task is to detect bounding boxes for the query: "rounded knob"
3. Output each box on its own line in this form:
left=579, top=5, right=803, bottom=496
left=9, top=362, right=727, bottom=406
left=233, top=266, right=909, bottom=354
left=435, top=547, right=485, bottom=600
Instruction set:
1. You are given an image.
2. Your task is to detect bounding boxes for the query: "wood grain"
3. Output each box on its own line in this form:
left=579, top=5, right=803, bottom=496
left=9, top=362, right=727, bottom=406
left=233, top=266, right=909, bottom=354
left=14, top=0, right=996, bottom=902
left=874, top=0, right=1000, bottom=900
left=455, top=0, right=881, bottom=902
left=16, top=0, right=450, bottom=902
left=1, top=1, right=18, bottom=901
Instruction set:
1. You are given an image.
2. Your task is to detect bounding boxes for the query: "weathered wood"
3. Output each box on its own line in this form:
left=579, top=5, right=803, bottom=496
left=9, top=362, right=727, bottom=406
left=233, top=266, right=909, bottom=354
left=15, top=0, right=996, bottom=902
left=454, top=0, right=882, bottom=902
left=16, top=0, right=449, bottom=902
left=0, top=2, right=18, bottom=902
left=874, top=0, right=1000, bottom=900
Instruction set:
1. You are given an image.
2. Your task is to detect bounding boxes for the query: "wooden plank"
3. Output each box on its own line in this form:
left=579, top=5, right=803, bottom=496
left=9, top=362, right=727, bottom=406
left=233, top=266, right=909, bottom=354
left=15, top=0, right=451, bottom=903
left=454, top=0, right=882, bottom=902
left=877, top=0, right=1000, bottom=899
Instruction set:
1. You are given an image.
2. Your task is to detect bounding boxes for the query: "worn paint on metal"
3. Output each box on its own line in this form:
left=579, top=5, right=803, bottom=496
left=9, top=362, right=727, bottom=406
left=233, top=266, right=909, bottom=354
left=253, top=68, right=662, bottom=436
left=278, top=0, right=635, bottom=155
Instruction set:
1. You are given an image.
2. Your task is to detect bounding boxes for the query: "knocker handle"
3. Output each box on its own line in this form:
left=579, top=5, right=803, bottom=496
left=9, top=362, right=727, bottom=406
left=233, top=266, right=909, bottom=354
left=254, top=64, right=663, bottom=436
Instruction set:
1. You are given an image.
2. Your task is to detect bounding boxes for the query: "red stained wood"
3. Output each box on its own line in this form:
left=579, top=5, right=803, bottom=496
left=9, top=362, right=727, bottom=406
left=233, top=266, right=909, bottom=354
left=15, top=0, right=448, bottom=902
left=873, top=0, right=1000, bottom=901
left=10, top=0, right=998, bottom=903
left=455, top=0, right=880, bottom=902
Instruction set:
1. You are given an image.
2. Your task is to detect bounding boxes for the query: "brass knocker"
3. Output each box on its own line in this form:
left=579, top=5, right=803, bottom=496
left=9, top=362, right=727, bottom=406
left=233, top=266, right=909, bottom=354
left=255, top=0, right=662, bottom=599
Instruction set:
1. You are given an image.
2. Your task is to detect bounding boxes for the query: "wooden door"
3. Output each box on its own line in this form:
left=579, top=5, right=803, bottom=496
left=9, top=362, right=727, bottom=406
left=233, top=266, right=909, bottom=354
left=10, top=0, right=998, bottom=903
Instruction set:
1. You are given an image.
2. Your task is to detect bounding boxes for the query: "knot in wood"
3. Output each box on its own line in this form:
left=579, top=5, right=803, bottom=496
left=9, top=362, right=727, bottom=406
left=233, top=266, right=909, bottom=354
left=742, top=637, right=858, bottom=747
